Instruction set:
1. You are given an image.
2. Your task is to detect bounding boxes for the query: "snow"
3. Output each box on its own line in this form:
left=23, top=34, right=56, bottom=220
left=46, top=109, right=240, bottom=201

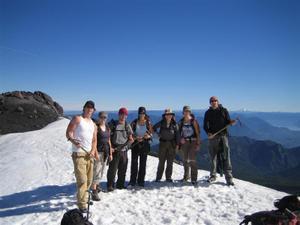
left=0, top=118, right=287, bottom=225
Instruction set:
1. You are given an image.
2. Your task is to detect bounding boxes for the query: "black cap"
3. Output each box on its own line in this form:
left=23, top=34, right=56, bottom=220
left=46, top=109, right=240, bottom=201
left=83, top=100, right=96, bottom=110
left=138, top=106, right=146, bottom=114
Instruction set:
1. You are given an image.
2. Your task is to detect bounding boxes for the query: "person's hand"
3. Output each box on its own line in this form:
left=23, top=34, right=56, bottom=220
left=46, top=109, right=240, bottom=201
left=180, top=138, right=186, bottom=145
left=111, top=148, right=115, bottom=154
left=230, top=120, right=236, bottom=125
left=71, top=138, right=81, bottom=148
left=195, top=142, right=201, bottom=151
left=109, top=154, right=113, bottom=162
left=129, top=137, right=134, bottom=144
left=137, top=136, right=143, bottom=142
left=90, top=151, right=98, bottom=160
left=175, top=145, right=179, bottom=150
left=144, top=133, right=151, bottom=139
left=208, top=133, right=214, bottom=139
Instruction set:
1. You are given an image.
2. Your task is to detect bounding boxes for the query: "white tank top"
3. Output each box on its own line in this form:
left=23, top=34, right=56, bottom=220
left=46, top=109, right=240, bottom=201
left=72, top=116, right=95, bottom=153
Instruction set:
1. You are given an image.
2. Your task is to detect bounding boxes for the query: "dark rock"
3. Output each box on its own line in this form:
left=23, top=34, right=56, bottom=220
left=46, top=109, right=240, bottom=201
left=16, top=106, right=24, bottom=113
left=54, top=101, right=64, bottom=116
left=0, top=91, right=64, bottom=134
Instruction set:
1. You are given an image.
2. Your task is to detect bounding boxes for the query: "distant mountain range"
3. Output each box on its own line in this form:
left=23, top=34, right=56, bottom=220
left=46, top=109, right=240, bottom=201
left=67, top=110, right=300, bottom=148
left=151, top=136, right=300, bottom=194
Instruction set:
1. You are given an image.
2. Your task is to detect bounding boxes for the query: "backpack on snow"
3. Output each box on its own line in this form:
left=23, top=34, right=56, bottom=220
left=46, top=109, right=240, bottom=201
left=61, top=209, right=93, bottom=225
left=240, top=195, right=300, bottom=225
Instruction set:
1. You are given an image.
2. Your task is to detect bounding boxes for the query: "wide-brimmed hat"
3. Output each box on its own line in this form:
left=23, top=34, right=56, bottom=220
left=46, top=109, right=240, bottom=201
left=163, top=108, right=175, bottom=116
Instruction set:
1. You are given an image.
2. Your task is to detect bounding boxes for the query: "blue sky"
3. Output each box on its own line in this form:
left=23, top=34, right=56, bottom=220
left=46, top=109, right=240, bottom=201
left=1, top=0, right=299, bottom=112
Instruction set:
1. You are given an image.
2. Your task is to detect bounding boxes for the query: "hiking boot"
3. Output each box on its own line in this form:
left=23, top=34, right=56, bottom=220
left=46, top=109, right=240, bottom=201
left=107, top=186, right=114, bottom=192
left=227, top=180, right=234, bottom=186
left=79, top=208, right=88, bottom=214
left=166, top=179, right=173, bottom=183
left=138, top=182, right=145, bottom=187
left=180, top=178, right=189, bottom=183
left=96, top=185, right=102, bottom=193
left=127, top=182, right=136, bottom=188
left=116, top=185, right=126, bottom=190
left=91, top=190, right=100, bottom=201
left=207, top=176, right=216, bottom=183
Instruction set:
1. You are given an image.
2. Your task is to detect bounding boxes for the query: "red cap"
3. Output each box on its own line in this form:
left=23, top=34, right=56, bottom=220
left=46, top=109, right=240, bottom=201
left=119, top=107, right=128, bottom=116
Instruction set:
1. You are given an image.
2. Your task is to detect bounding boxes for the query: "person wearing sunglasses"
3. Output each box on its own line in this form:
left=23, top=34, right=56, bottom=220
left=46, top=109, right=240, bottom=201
left=128, top=107, right=153, bottom=188
left=91, top=111, right=114, bottom=201
left=203, top=96, right=235, bottom=186
left=153, top=109, right=180, bottom=183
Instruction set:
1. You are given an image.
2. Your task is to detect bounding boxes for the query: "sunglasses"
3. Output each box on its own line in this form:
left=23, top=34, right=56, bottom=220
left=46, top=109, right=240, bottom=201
left=210, top=100, right=218, bottom=103
left=99, top=116, right=107, bottom=119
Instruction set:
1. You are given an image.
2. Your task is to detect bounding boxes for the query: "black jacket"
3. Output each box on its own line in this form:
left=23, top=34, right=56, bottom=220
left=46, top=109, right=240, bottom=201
left=203, top=105, right=231, bottom=135
left=153, top=119, right=180, bottom=145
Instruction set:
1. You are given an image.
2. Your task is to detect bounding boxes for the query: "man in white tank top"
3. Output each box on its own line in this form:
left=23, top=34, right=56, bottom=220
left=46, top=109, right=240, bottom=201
left=66, top=100, right=97, bottom=212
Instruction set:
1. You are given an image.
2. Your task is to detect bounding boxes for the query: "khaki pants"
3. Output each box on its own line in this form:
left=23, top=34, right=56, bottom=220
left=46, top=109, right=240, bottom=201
left=179, top=141, right=198, bottom=182
left=92, top=152, right=106, bottom=185
left=72, top=152, right=94, bottom=209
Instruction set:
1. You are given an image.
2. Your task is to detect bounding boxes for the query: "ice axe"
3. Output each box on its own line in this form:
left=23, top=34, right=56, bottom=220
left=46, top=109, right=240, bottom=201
left=68, top=138, right=97, bottom=160
left=208, top=117, right=242, bottom=139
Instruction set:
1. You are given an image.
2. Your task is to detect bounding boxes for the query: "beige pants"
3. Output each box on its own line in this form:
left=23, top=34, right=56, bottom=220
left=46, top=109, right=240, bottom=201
left=72, top=152, right=94, bottom=209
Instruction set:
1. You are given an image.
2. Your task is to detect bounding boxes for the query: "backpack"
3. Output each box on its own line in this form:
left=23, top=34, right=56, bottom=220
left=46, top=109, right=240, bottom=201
left=178, top=114, right=200, bottom=138
left=109, top=119, right=130, bottom=138
left=61, top=209, right=93, bottom=225
left=109, top=119, right=131, bottom=148
left=240, top=195, right=300, bottom=225
left=131, top=117, right=152, bottom=134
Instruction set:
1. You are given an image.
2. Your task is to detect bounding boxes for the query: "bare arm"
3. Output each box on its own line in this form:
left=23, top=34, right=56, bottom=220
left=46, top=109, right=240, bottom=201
left=66, top=116, right=81, bottom=146
left=90, top=124, right=98, bottom=159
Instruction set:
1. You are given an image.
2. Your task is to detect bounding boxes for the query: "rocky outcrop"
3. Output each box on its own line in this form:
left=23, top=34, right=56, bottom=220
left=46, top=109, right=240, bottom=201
left=0, top=91, right=64, bottom=134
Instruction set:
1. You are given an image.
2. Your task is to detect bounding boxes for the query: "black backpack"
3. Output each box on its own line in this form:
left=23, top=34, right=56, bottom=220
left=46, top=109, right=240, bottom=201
left=240, top=195, right=300, bottom=225
left=61, top=209, right=93, bottom=225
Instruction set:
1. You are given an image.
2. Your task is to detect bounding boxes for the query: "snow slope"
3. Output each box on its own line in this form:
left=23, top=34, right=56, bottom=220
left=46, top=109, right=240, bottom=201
left=0, top=118, right=287, bottom=225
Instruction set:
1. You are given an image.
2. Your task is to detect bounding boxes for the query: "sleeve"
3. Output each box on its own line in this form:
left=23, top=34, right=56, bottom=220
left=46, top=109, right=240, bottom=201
left=152, top=121, right=161, bottom=133
left=175, top=124, right=181, bottom=145
left=193, top=119, right=201, bottom=141
left=223, top=108, right=231, bottom=125
left=127, top=123, right=134, bottom=135
left=203, top=111, right=209, bottom=134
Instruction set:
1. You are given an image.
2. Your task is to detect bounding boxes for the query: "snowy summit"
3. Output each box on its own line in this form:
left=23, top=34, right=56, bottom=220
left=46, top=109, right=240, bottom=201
left=0, top=118, right=286, bottom=225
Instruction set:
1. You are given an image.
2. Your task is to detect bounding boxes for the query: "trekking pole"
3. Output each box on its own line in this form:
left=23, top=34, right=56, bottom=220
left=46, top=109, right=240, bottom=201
left=208, top=117, right=242, bottom=139
left=86, top=189, right=92, bottom=221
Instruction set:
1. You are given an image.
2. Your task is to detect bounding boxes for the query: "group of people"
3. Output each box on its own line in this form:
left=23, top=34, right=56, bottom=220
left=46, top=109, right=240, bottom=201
left=66, top=96, right=236, bottom=212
